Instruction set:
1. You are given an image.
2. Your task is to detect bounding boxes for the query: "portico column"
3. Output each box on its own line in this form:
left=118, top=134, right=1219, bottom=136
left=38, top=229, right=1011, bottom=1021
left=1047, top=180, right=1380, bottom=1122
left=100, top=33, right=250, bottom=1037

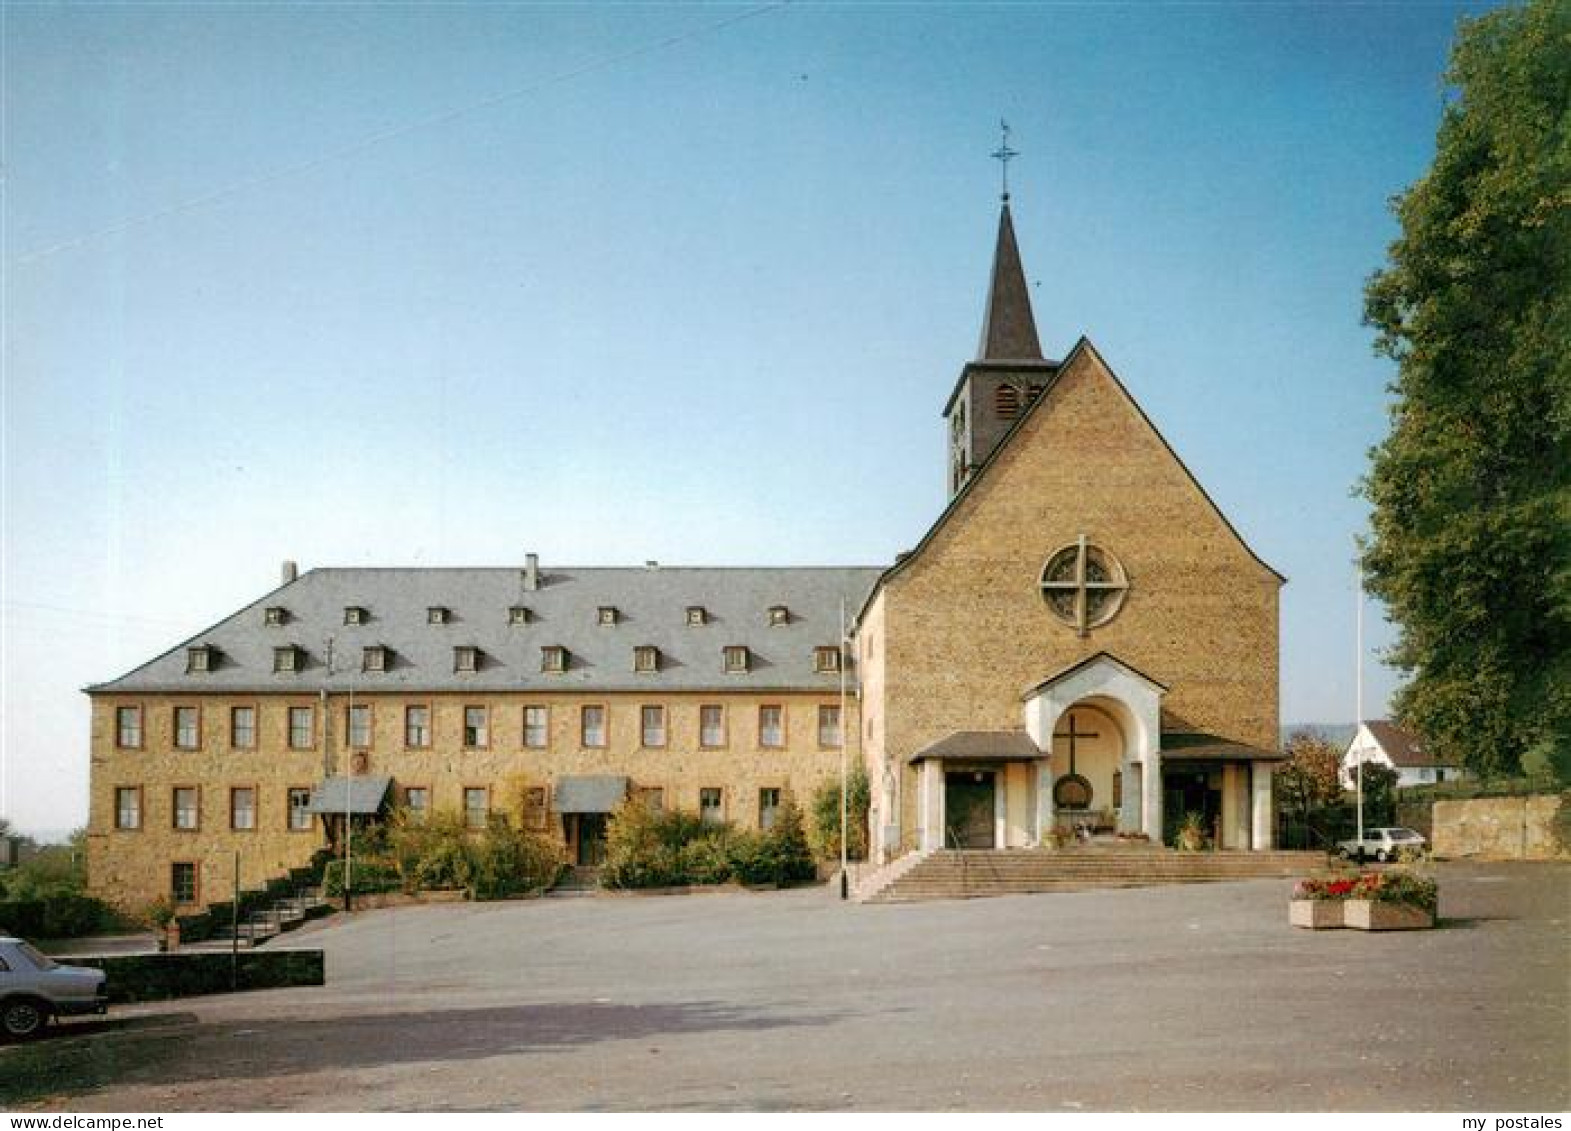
left=1251, top=763, right=1274, bottom=850
left=1034, top=758, right=1055, bottom=843
left=1143, top=750, right=1163, bottom=842
left=920, top=759, right=944, bottom=852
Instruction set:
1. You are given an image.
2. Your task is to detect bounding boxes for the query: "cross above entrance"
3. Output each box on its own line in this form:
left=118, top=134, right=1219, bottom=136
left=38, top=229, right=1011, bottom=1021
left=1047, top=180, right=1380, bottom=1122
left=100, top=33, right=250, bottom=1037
left=1053, top=712, right=1100, bottom=775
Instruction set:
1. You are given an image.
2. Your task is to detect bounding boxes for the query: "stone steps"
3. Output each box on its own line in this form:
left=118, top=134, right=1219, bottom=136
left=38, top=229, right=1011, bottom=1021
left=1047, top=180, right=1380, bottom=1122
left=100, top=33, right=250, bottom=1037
left=862, top=848, right=1323, bottom=903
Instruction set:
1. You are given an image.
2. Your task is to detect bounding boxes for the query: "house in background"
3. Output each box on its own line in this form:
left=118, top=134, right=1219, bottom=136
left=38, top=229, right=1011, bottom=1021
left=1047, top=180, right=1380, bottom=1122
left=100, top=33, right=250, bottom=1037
left=1342, top=719, right=1466, bottom=789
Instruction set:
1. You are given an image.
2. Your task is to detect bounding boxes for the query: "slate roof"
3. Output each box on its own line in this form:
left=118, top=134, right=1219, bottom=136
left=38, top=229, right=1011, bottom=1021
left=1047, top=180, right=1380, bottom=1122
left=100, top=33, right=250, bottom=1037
left=978, top=201, right=1045, bottom=362
left=306, top=775, right=394, bottom=815
left=88, top=565, right=883, bottom=695
left=1362, top=719, right=1452, bottom=767
left=907, top=731, right=1043, bottom=763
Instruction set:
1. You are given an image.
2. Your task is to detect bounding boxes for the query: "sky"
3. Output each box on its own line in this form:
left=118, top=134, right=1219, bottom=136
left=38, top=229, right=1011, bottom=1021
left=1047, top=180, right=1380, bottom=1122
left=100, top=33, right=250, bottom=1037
left=1, top=1, right=1499, bottom=839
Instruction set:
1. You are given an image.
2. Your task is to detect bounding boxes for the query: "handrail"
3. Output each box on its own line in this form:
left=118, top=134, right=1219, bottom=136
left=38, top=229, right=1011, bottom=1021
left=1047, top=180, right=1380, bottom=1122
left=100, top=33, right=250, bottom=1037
left=945, top=825, right=970, bottom=895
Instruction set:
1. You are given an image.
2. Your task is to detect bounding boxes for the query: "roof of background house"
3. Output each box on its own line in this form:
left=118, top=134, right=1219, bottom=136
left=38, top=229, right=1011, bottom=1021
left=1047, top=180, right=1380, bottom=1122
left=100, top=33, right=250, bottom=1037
left=1360, top=719, right=1454, bottom=767
left=87, top=565, right=883, bottom=695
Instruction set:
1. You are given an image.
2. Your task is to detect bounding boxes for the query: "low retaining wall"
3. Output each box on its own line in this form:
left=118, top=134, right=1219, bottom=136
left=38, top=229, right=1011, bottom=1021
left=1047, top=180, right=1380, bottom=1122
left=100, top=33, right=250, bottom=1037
left=70, top=949, right=325, bottom=1004
left=1432, top=795, right=1567, bottom=859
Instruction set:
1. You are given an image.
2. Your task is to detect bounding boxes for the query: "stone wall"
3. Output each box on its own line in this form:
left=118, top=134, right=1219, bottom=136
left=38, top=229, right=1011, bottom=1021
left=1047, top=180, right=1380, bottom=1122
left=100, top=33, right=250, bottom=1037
left=88, top=689, right=859, bottom=911
left=1432, top=795, right=1567, bottom=859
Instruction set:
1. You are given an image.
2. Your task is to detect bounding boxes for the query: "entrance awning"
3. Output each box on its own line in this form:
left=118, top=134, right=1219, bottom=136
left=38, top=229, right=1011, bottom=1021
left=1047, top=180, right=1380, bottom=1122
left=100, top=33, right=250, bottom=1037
left=554, top=775, right=630, bottom=814
left=906, top=731, right=1042, bottom=764
left=1160, top=734, right=1286, bottom=763
left=305, top=775, right=393, bottom=815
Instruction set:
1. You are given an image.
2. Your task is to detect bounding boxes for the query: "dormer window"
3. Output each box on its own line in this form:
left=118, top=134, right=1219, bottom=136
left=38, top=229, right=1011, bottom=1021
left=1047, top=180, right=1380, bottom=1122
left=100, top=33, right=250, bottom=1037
left=186, top=645, right=216, bottom=674
left=362, top=645, right=388, bottom=673
left=453, top=645, right=479, bottom=673
left=686, top=606, right=707, bottom=627
left=634, top=646, right=660, bottom=673
left=273, top=645, right=301, bottom=673
left=541, top=645, right=567, bottom=673
left=597, top=606, right=618, bottom=626
left=428, top=606, right=450, bottom=625
left=814, top=645, right=841, bottom=674
left=723, top=645, right=750, bottom=674
left=343, top=606, right=368, bottom=626
left=263, top=606, right=287, bottom=627
left=768, top=605, right=790, bottom=627
left=508, top=605, right=531, bottom=626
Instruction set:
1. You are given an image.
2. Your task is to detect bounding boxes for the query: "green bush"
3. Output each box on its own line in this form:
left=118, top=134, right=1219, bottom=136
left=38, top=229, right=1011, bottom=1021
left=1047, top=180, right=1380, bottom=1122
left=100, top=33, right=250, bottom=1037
left=809, top=766, right=870, bottom=862
left=41, top=894, right=109, bottom=938
left=322, top=858, right=401, bottom=897
left=466, top=815, right=565, bottom=900
left=603, top=796, right=818, bottom=890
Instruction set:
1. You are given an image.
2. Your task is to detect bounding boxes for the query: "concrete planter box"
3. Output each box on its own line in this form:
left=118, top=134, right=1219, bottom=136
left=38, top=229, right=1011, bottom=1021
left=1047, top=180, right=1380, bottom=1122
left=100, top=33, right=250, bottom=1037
left=1289, top=899, right=1344, bottom=929
left=1344, top=900, right=1434, bottom=931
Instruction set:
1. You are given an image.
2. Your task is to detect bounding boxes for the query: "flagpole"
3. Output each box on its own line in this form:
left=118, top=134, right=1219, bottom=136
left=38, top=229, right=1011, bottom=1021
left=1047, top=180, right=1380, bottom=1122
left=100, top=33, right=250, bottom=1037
left=839, top=597, right=849, bottom=901
left=1355, top=552, right=1365, bottom=848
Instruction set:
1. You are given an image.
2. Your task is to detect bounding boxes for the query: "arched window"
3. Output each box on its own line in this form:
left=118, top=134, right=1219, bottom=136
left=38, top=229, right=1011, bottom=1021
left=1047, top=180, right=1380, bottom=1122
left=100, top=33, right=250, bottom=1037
left=995, top=383, right=1021, bottom=419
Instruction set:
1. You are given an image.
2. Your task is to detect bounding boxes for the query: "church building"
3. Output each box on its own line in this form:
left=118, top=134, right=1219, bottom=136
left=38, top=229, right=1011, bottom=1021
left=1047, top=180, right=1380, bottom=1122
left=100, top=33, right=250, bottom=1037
left=83, top=195, right=1283, bottom=912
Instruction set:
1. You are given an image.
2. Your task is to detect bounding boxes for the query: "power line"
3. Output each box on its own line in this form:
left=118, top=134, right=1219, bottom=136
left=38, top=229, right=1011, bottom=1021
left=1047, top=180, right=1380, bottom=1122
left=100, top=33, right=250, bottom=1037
left=10, top=2, right=791, bottom=268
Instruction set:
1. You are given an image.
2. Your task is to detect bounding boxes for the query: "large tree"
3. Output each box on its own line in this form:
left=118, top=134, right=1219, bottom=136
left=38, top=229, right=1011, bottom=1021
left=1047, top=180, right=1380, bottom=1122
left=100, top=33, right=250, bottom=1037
left=1362, top=0, right=1571, bottom=780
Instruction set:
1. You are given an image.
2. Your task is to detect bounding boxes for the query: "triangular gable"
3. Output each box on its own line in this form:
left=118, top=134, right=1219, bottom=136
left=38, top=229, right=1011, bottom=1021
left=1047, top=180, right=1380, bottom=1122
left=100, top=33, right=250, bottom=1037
left=1021, top=650, right=1168, bottom=701
left=857, top=335, right=1285, bottom=626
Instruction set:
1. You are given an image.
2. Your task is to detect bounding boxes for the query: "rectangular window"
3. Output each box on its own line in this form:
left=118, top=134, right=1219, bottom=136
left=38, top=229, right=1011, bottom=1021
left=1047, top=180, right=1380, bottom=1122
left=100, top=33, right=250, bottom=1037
left=700, top=787, right=724, bottom=826
left=230, top=787, right=256, bottom=831
left=363, top=645, right=387, bottom=673
left=581, top=705, right=607, bottom=748
left=231, top=706, right=256, bottom=749
left=463, top=787, right=488, bottom=829
left=115, top=706, right=143, bottom=749
left=814, top=646, right=841, bottom=674
left=758, top=788, right=781, bottom=830
left=404, top=787, right=430, bottom=824
left=347, top=704, right=372, bottom=748
left=700, top=705, right=726, bottom=748
left=634, top=646, right=659, bottom=673
left=723, top=646, right=749, bottom=674
left=273, top=645, right=299, bottom=672
left=115, top=787, right=141, bottom=830
left=288, top=706, right=314, bottom=749
left=638, top=787, right=665, bottom=812
left=173, top=706, right=199, bottom=749
left=818, top=704, right=842, bottom=748
left=640, top=705, right=666, bottom=747
left=453, top=646, right=478, bottom=673
left=463, top=705, right=488, bottom=747
left=171, top=861, right=198, bottom=905
left=173, top=787, right=200, bottom=831
left=522, top=706, right=549, bottom=748
left=541, top=646, right=567, bottom=673
left=759, top=705, right=784, bottom=748
left=288, top=787, right=313, bottom=831
left=405, top=705, right=430, bottom=748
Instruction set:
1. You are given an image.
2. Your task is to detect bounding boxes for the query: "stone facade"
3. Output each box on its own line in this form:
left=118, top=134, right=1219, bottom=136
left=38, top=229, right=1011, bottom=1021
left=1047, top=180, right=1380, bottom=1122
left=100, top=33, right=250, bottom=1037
left=87, top=689, right=855, bottom=911
left=861, top=340, right=1281, bottom=858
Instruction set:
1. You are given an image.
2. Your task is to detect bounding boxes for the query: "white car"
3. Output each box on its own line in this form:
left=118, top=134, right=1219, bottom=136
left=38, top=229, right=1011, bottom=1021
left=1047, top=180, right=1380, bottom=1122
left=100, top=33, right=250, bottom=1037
left=0, top=936, right=109, bottom=1040
left=1337, top=827, right=1428, bottom=862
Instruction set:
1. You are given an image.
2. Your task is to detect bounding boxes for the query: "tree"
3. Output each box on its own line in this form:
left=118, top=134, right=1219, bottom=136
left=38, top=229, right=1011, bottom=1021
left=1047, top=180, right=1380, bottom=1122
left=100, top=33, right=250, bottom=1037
left=1276, top=729, right=1344, bottom=825
left=808, top=765, right=870, bottom=862
left=1355, top=764, right=1402, bottom=827
left=1361, top=0, right=1571, bottom=781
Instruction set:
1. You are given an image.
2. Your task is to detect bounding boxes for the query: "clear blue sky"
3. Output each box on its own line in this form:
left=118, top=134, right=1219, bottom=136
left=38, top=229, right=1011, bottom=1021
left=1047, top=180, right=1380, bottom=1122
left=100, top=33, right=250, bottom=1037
left=2, top=1, right=1496, bottom=839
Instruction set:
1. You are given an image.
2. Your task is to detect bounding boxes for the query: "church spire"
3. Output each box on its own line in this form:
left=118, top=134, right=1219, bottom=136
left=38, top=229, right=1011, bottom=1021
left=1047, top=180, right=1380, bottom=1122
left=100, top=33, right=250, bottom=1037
left=977, top=125, right=1043, bottom=361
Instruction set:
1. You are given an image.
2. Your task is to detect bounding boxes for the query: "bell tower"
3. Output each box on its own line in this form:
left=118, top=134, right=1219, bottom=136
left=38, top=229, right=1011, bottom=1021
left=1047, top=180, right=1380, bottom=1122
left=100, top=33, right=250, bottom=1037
left=944, top=127, right=1056, bottom=498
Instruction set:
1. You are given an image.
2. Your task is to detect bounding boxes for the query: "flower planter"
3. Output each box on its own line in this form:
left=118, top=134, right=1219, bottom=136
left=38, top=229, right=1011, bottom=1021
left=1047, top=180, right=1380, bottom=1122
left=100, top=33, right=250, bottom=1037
left=1289, top=899, right=1344, bottom=929
left=1344, top=899, right=1434, bottom=931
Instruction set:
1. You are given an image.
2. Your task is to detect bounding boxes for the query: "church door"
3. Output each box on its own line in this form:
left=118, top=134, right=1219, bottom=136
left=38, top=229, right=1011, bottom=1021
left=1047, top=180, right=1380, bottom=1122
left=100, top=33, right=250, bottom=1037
left=944, top=771, right=997, bottom=849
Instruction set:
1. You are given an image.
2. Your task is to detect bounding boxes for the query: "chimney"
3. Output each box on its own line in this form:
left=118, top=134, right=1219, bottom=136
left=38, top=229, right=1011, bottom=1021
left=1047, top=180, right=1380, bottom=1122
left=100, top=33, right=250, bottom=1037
left=281, top=560, right=298, bottom=586
left=523, top=553, right=540, bottom=592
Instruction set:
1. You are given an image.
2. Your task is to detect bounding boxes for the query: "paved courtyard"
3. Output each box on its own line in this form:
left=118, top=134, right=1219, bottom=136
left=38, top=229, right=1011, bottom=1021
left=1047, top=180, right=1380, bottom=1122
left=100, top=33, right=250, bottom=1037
left=3, top=861, right=1567, bottom=1111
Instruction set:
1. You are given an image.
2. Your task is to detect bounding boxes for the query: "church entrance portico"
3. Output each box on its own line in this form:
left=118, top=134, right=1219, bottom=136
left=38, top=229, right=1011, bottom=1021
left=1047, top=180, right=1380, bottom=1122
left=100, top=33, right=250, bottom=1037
left=944, top=770, right=1000, bottom=848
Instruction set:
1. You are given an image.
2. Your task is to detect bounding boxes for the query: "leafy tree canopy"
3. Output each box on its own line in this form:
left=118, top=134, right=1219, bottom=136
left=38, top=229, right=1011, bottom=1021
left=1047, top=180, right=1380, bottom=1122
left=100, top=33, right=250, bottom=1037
left=1362, top=0, right=1571, bottom=780
left=1277, top=729, right=1345, bottom=818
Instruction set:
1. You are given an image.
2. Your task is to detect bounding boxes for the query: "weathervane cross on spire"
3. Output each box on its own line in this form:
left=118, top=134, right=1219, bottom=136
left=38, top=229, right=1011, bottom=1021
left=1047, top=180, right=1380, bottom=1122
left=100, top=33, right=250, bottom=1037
left=991, top=118, right=1018, bottom=202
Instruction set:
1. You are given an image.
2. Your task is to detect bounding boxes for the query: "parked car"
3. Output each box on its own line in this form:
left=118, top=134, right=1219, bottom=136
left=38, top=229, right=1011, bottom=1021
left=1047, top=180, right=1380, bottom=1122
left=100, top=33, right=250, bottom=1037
left=1337, top=827, right=1428, bottom=862
left=0, top=936, right=109, bottom=1040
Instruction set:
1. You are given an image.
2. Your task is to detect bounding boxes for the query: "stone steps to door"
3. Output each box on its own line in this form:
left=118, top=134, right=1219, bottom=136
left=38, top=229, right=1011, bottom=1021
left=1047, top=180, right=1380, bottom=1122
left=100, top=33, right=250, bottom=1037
left=860, top=848, right=1323, bottom=903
